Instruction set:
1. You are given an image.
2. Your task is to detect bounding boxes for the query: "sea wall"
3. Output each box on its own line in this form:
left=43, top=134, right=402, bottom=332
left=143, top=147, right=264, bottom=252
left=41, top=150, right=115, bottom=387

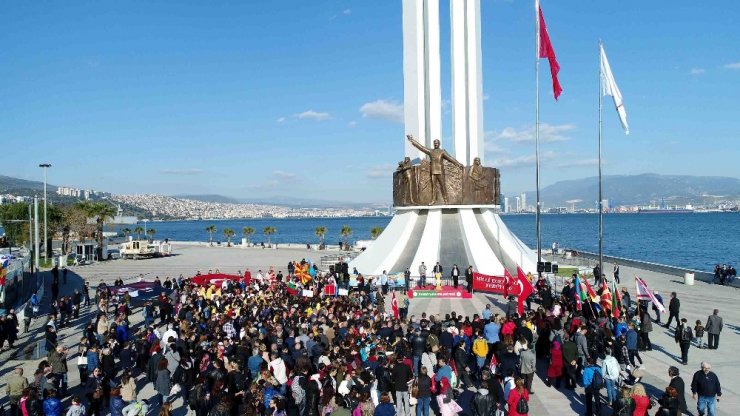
left=549, top=249, right=717, bottom=283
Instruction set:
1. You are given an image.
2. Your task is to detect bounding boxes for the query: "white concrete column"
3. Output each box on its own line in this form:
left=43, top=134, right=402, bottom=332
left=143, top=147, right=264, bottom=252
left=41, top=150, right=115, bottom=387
left=403, top=0, right=442, bottom=161
left=450, top=0, right=485, bottom=165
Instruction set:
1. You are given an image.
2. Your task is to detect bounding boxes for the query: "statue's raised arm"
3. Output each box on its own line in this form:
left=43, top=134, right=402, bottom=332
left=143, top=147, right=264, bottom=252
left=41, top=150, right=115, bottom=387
left=406, top=134, right=431, bottom=156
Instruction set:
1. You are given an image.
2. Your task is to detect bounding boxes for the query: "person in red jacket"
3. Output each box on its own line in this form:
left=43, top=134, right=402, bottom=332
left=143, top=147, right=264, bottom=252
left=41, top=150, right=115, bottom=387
left=630, top=383, right=652, bottom=416
left=507, top=378, right=529, bottom=416
left=546, top=341, right=564, bottom=388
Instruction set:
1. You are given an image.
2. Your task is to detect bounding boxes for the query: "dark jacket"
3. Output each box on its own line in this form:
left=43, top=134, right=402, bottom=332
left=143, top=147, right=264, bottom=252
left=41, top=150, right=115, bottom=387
left=373, top=403, right=395, bottom=416
left=154, top=369, right=171, bottom=396
left=691, top=370, right=721, bottom=397
left=302, top=376, right=320, bottom=416
left=411, top=331, right=429, bottom=356
left=416, top=374, right=432, bottom=398
left=391, top=362, right=413, bottom=392
left=668, top=376, right=687, bottom=412
left=656, top=394, right=680, bottom=416
left=669, top=297, right=680, bottom=314
left=109, top=396, right=125, bottom=416
left=471, top=389, right=496, bottom=416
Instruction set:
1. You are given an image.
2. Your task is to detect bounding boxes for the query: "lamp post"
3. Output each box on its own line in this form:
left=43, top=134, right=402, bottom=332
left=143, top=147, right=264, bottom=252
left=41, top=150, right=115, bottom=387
left=143, top=219, right=149, bottom=241
left=39, top=163, right=51, bottom=259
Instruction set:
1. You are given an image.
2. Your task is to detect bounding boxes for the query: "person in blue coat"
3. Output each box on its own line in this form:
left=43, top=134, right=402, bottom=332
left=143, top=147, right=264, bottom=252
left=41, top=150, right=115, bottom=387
left=582, top=358, right=603, bottom=416
left=43, top=389, right=62, bottom=416
left=625, top=323, right=643, bottom=367
left=109, top=389, right=126, bottom=416
left=373, top=392, right=396, bottom=416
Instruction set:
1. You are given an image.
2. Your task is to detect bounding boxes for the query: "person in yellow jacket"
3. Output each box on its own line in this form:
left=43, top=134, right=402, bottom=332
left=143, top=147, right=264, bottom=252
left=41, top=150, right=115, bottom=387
left=472, top=331, right=489, bottom=374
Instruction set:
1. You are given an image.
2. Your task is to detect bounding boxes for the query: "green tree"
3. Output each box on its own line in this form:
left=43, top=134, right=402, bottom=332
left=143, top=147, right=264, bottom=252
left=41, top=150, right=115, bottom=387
left=315, top=226, right=327, bottom=249
left=223, top=228, right=235, bottom=247
left=122, top=227, right=132, bottom=238
left=263, top=226, right=277, bottom=247
left=340, top=225, right=352, bottom=250
left=0, top=202, right=30, bottom=247
left=206, top=225, right=217, bottom=246
left=146, top=228, right=156, bottom=241
left=370, top=226, right=384, bottom=240
left=62, top=204, right=89, bottom=253
left=242, top=226, right=255, bottom=245
left=77, top=201, right=117, bottom=261
left=134, top=226, right=144, bottom=240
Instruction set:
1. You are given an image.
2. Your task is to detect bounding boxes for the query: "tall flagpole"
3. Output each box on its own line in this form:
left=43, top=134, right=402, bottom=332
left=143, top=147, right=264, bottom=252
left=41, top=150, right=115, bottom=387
left=535, top=0, right=542, bottom=266
left=598, top=40, right=604, bottom=283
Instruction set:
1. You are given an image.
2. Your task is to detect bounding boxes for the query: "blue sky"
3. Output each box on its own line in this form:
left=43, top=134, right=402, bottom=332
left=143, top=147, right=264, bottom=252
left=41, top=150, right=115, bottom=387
left=1, top=1, right=739, bottom=204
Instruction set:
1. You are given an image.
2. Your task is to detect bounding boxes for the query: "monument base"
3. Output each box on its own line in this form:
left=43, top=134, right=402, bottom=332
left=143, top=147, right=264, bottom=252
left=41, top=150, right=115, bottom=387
left=349, top=207, right=537, bottom=278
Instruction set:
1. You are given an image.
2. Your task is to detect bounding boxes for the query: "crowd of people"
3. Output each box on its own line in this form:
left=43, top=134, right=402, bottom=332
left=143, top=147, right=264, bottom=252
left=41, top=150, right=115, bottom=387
left=0, top=262, right=727, bottom=416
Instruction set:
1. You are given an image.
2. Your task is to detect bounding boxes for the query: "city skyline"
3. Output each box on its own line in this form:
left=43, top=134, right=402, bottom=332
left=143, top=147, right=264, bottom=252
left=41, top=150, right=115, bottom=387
left=2, top=2, right=739, bottom=203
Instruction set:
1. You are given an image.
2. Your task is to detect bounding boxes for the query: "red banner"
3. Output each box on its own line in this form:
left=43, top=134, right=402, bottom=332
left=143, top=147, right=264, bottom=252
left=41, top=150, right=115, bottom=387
left=472, top=272, right=522, bottom=295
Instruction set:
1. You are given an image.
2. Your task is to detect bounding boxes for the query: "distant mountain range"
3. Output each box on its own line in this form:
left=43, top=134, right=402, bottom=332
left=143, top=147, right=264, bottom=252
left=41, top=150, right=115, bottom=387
left=0, top=175, right=57, bottom=194
left=5, top=173, right=740, bottom=210
left=175, top=194, right=384, bottom=210
left=523, top=173, right=740, bottom=208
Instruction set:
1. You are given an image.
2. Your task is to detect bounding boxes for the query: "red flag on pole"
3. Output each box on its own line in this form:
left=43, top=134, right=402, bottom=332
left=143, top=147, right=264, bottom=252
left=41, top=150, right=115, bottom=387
left=516, top=267, right=535, bottom=315
left=391, top=291, right=399, bottom=319
left=538, top=5, right=563, bottom=100
left=503, top=268, right=515, bottom=298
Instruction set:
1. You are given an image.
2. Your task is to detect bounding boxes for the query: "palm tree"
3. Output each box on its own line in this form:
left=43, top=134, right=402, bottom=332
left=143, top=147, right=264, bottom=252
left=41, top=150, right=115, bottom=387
left=223, top=228, right=235, bottom=247
left=242, top=226, right=255, bottom=245
left=370, top=226, right=384, bottom=240
left=146, top=228, right=156, bottom=242
left=340, top=225, right=352, bottom=250
left=78, top=201, right=117, bottom=261
left=315, top=226, right=327, bottom=249
left=206, top=225, right=217, bottom=246
left=263, top=226, right=277, bottom=247
left=122, top=227, right=132, bottom=238
left=134, top=226, right=144, bottom=240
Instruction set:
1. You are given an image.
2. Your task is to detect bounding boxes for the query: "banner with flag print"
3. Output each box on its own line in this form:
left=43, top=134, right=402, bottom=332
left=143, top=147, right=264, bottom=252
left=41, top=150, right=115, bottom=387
left=635, top=276, right=665, bottom=313
left=611, top=280, right=621, bottom=318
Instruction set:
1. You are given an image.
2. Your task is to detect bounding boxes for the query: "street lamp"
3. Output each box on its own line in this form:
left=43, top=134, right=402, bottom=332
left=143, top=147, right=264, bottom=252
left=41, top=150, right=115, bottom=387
left=142, top=219, right=149, bottom=241
left=39, top=163, right=51, bottom=259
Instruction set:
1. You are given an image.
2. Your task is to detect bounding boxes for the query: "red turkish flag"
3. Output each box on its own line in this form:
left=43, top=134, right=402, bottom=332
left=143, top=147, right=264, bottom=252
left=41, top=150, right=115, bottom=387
left=503, top=268, right=515, bottom=298
left=391, top=291, right=399, bottom=319
left=538, top=6, right=563, bottom=100
left=516, top=267, right=535, bottom=315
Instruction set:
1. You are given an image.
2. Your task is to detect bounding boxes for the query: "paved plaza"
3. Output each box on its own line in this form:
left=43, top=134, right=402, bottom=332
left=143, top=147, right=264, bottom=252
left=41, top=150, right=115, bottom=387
left=2, top=244, right=737, bottom=416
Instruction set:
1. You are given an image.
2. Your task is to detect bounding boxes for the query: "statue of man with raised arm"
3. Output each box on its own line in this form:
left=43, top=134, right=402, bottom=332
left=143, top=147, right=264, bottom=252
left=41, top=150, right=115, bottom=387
left=406, top=134, right=463, bottom=204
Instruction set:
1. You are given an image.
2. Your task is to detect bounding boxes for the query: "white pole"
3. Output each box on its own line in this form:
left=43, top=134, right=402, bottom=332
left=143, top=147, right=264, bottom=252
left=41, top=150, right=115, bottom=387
left=598, top=41, right=604, bottom=283
left=34, top=196, right=40, bottom=276
left=535, top=0, right=542, bottom=266
left=43, top=167, right=48, bottom=258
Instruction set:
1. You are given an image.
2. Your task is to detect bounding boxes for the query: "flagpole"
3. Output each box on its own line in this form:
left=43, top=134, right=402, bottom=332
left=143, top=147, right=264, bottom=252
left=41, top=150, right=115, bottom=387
left=598, top=40, right=604, bottom=284
left=535, top=0, right=542, bottom=267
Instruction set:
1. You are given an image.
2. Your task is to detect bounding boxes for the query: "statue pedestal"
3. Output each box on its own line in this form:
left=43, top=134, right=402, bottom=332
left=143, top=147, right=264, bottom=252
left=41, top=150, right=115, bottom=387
left=349, top=207, right=537, bottom=279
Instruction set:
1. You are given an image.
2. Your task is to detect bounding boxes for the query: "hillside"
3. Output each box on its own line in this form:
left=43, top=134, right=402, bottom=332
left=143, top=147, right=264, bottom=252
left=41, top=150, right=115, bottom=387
left=525, top=173, right=740, bottom=208
left=0, top=175, right=56, bottom=194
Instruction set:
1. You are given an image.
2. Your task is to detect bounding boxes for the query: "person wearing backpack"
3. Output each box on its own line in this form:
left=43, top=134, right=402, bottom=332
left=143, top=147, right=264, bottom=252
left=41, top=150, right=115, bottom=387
left=675, top=318, right=693, bottom=365
left=506, top=378, right=529, bottom=416
left=582, top=357, right=603, bottom=416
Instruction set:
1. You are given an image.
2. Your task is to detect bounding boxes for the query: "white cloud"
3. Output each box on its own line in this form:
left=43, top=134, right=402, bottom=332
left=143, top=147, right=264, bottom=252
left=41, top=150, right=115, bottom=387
left=277, top=117, right=286, bottom=123
left=359, top=100, right=404, bottom=124
left=494, top=123, right=575, bottom=143
left=272, top=170, right=297, bottom=180
left=347, top=121, right=357, bottom=128
left=160, top=168, right=203, bottom=175
left=295, top=110, right=332, bottom=121
left=723, top=62, right=740, bottom=69
left=367, top=164, right=395, bottom=179
left=689, top=68, right=705, bottom=76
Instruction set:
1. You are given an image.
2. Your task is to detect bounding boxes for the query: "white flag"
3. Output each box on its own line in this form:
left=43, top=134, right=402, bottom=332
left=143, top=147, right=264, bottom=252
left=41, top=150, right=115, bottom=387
left=635, top=276, right=664, bottom=313
left=600, top=44, right=629, bottom=134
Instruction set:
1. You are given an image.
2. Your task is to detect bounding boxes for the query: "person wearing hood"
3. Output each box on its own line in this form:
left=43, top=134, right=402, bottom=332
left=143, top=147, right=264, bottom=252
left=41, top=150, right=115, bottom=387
left=471, top=381, right=496, bottom=416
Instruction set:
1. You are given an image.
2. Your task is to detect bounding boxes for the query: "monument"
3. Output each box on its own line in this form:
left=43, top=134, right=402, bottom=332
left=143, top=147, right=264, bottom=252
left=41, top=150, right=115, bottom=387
left=350, top=0, right=537, bottom=279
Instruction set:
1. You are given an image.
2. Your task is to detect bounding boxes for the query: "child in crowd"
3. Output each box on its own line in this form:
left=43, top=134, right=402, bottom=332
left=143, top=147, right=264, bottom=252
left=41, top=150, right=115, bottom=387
left=694, top=319, right=705, bottom=349
left=66, top=396, right=86, bottom=416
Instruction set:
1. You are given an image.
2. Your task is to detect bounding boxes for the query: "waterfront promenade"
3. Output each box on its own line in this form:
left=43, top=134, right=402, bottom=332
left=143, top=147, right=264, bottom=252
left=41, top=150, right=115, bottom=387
left=1, top=244, right=736, bottom=416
